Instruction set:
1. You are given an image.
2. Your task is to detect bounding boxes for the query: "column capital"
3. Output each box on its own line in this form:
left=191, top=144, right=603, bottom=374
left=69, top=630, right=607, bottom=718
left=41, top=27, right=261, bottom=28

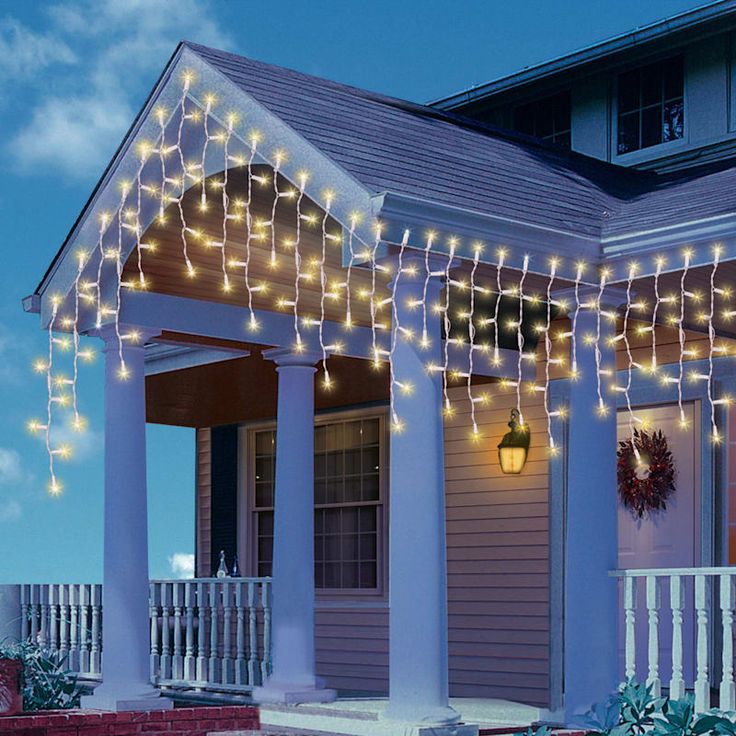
left=90, top=324, right=160, bottom=350
left=553, top=284, right=631, bottom=318
left=262, top=346, right=322, bottom=367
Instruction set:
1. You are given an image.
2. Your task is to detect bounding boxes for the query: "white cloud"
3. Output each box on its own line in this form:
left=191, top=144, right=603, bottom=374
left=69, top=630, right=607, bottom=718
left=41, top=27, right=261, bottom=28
left=0, top=499, right=21, bottom=523
left=0, top=448, right=23, bottom=485
left=7, top=0, right=233, bottom=179
left=0, top=17, right=76, bottom=86
left=168, top=552, right=195, bottom=578
left=47, top=416, right=102, bottom=463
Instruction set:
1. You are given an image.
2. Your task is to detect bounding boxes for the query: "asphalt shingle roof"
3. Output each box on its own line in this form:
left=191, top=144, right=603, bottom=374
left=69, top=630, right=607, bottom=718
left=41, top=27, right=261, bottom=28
left=187, top=42, right=736, bottom=244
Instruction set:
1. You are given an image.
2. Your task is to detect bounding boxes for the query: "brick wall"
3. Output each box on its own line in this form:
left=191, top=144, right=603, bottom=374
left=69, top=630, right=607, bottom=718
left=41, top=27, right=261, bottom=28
left=0, top=705, right=259, bottom=736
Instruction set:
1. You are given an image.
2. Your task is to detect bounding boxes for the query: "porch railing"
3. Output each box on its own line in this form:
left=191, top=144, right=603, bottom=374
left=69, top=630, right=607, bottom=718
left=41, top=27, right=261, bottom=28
left=611, top=567, right=736, bottom=713
left=19, top=578, right=272, bottom=692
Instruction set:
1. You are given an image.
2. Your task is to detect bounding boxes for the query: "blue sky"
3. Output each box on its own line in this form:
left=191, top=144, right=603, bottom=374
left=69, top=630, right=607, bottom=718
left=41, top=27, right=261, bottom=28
left=0, top=0, right=711, bottom=582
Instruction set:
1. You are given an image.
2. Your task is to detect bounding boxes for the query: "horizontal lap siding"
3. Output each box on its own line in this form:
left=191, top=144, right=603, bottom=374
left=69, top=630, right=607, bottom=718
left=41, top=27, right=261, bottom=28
left=195, top=384, right=551, bottom=705
left=445, top=385, right=549, bottom=707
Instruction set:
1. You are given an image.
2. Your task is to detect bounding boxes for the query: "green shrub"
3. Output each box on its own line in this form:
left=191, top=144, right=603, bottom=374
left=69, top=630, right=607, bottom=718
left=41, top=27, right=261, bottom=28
left=575, top=679, right=736, bottom=736
left=0, top=639, right=81, bottom=711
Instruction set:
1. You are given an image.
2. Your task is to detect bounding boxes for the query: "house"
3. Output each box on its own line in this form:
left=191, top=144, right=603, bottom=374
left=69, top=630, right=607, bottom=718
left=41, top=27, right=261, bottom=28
left=8, top=3, right=736, bottom=735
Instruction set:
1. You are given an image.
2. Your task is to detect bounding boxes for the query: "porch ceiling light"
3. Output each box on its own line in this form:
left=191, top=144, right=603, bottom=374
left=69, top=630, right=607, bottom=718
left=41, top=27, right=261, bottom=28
left=498, top=409, right=530, bottom=474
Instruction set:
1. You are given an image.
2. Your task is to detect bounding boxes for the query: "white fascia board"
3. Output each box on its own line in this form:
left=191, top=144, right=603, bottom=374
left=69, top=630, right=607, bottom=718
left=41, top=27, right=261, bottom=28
left=144, top=342, right=249, bottom=376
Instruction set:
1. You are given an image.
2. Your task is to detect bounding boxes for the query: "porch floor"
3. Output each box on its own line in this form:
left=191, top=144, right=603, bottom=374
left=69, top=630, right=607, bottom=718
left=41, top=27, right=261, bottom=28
left=255, top=697, right=548, bottom=736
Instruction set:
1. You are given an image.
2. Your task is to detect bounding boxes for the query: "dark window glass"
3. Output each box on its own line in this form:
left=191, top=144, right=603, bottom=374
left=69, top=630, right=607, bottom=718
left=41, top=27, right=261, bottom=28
left=512, top=91, right=571, bottom=147
left=254, top=417, right=382, bottom=590
left=617, top=56, right=684, bottom=154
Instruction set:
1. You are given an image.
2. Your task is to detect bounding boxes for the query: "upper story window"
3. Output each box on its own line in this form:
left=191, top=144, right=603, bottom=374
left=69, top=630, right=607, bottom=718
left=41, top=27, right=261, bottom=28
left=253, top=415, right=385, bottom=591
left=512, top=91, right=571, bottom=147
left=617, top=56, right=684, bottom=155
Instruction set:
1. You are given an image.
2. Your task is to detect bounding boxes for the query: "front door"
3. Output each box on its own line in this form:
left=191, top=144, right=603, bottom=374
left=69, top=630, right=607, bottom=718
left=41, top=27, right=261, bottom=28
left=617, top=402, right=699, bottom=687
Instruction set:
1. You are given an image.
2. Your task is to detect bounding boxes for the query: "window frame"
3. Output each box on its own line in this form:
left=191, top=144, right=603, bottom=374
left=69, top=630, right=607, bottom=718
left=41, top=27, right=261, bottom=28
left=612, top=54, right=689, bottom=163
left=240, top=407, right=390, bottom=600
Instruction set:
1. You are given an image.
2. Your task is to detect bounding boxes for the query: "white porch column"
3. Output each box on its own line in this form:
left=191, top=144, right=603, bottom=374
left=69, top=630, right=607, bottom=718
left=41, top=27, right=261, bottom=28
left=383, top=254, right=464, bottom=732
left=82, top=325, right=170, bottom=711
left=253, top=348, right=335, bottom=704
left=560, top=293, right=623, bottom=720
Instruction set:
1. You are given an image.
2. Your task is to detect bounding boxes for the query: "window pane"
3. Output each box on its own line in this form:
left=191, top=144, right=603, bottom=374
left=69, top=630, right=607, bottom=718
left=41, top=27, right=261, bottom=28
left=618, top=70, right=640, bottom=113
left=255, top=431, right=275, bottom=455
left=362, top=473, right=380, bottom=502
left=618, top=111, right=640, bottom=154
left=512, top=92, right=571, bottom=148
left=360, top=533, right=377, bottom=559
left=640, top=65, right=662, bottom=107
left=359, top=562, right=377, bottom=588
left=359, top=507, right=377, bottom=533
left=663, top=57, right=684, bottom=100
left=361, top=419, right=380, bottom=445
left=344, top=476, right=362, bottom=502
left=344, top=448, right=361, bottom=475
left=641, top=105, right=662, bottom=149
left=342, top=562, right=359, bottom=588
left=342, top=534, right=359, bottom=561
left=255, top=481, right=273, bottom=508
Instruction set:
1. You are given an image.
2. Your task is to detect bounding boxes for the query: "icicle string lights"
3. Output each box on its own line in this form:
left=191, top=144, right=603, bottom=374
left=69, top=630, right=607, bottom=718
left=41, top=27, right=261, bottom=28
left=30, top=72, right=736, bottom=494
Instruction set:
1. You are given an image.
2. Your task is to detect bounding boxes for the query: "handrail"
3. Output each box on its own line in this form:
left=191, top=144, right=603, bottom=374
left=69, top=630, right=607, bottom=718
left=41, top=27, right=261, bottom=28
left=610, top=566, right=736, bottom=577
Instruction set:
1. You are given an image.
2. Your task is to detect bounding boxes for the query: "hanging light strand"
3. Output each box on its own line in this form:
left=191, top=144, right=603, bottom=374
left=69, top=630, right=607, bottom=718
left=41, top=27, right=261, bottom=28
left=466, top=247, right=481, bottom=436
left=544, top=260, right=557, bottom=450
left=388, top=230, right=410, bottom=431
left=515, top=255, right=529, bottom=425
left=676, top=251, right=692, bottom=426
left=594, top=268, right=608, bottom=415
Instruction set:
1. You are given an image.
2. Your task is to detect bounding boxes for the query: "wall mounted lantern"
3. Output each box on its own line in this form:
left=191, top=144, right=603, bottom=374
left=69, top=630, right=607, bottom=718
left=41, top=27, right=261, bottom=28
left=498, top=409, right=530, bottom=474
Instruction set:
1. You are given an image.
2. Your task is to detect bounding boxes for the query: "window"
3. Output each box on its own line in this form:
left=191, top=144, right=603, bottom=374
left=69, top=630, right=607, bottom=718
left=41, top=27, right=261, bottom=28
left=617, top=56, right=684, bottom=155
left=513, top=91, right=571, bottom=147
left=252, top=416, right=384, bottom=590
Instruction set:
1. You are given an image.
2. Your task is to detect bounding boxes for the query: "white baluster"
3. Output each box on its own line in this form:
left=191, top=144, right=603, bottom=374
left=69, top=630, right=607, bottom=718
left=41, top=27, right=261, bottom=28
left=69, top=585, right=79, bottom=671
left=222, top=581, right=233, bottom=684
left=235, top=582, right=246, bottom=685
left=150, top=583, right=160, bottom=682
left=247, top=581, right=257, bottom=685
left=623, top=576, right=636, bottom=683
left=20, top=585, right=30, bottom=641
left=172, top=582, right=183, bottom=680
left=79, top=585, right=91, bottom=675
left=261, top=580, right=272, bottom=682
left=48, top=585, right=59, bottom=655
left=645, top=576, right=661, bottom=696
left=695, top=574, right=711, bottom=712
left=196, top=582, right=208, bottom=682
left=720, top=574, right=735, bottom=711
left=90, top=584, right=102, bottom=675
left=184, top=582, right=196, bottom=681
left=39, top=585, right=49, bottom=650
left=58, top=585, right=69, bottom=661
left=160, top=583, right=172, bottom=680
left=669, top=574, right=686, bottom=699
left=29, top=585, right=40, bottom=644
left=209, top=581, right=220, bottom=683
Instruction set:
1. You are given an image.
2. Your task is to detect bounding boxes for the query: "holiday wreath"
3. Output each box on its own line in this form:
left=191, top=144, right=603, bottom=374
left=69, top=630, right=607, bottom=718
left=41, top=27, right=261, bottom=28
left=617, top=428, right=676, bottom=519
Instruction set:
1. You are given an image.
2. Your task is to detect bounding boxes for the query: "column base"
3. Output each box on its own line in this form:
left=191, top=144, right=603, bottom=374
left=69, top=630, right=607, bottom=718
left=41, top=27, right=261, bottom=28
left=252, top=680, right=336, bottom=705
left=81, top=683, right=172, bottom=712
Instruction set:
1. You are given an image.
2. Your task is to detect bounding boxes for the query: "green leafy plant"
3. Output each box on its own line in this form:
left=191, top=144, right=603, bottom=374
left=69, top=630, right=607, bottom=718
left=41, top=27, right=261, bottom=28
left=514, top=725, right=551, bottom=736
left=578, top=680, right=736, bottom=736
left=0, top=639, right=81, bottom=711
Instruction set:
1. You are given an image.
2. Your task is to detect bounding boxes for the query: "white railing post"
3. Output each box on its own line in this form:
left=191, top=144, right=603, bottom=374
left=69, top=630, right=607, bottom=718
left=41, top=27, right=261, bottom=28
left=20, top=585, right=30, bottom=641
left=38, top=585, right=49, bottom=649
left=670, top=574, right=686, bottom=699
left=196, top=581, right=208, bottom=682
left=172, top=582, right=183, bottom=680
left=48, top=585, right=59, bottom=654
left=209, top=581, right=220, bottom=683
left=623, top=576, right=636, bottom=683
left=150, top=582, right=160, bottom=681
left=90, top=584, right=102, bottom=675
left=646, top=576, right=661, bottom=697
left=222, top=581, right=234, bottom=684
left=261, top=580, right=272, bottom=683
left=29, top=585, right=39, bottom=644
left=184, top=582, right=196, bottom=681
left=69, top=585, right=80, bottom=671
left=247, top=581, right=258, bottom=685
left=720, top=573, right=736, bottom=711
left=160, top=582, right=172, bottom=680
left=235, top=582, right=246, bottom=685
left=58, top=585, right=69, bottom=661
left=695, top=574, right=711, bottom=712
left=80, top=585, right=91, bottom=675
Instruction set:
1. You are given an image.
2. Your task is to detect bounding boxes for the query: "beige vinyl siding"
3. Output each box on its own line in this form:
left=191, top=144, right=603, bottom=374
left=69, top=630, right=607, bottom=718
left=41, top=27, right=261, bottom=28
left=195, top=384, right=551, bottom=706
left=196, top=428, right=212, bottom=578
